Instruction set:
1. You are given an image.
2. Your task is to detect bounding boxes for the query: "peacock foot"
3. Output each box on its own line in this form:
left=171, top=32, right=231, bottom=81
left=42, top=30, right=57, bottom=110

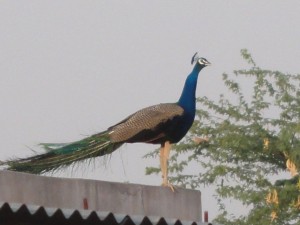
left=161, top=181, right=176, bottom=192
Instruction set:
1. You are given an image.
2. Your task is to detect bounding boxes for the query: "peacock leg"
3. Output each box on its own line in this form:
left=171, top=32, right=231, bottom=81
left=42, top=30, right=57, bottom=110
left=160, top=146, right=164, bottom=181
left=160, top=141, right=175, bottom=191
left=159, top=145, right=167, bottom=185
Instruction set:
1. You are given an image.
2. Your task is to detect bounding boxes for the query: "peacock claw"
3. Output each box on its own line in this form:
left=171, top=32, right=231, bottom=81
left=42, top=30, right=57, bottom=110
left=162, top=181, right=176, bottom=192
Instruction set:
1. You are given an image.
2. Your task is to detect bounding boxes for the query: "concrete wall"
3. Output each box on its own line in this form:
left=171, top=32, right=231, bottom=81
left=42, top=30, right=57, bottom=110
left=0, top=171, right=202, bottom=222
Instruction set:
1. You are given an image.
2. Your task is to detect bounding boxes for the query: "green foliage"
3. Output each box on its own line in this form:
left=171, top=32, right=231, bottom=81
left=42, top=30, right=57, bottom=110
left=145, top=49, right=300, bottom=224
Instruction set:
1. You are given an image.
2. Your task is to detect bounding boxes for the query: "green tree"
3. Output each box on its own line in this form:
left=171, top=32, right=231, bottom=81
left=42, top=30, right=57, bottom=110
left=146, top=49, right=300, bottom=224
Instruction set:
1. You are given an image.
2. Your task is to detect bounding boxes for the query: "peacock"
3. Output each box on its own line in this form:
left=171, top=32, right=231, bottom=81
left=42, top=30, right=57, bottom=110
left=1, top=52, right=210, bottom=189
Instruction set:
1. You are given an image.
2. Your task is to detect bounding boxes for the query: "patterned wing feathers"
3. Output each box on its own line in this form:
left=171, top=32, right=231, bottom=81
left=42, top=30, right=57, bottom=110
left=108, top=103, right=184, bottom=142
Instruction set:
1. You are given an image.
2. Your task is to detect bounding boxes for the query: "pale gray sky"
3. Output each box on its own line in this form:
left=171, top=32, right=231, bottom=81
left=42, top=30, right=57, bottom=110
left=1, top=1, right=300, bottom=220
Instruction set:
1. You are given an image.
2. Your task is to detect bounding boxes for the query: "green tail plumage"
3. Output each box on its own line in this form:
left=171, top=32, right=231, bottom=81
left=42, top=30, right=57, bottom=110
left=3, top=131, right=123, bottom=174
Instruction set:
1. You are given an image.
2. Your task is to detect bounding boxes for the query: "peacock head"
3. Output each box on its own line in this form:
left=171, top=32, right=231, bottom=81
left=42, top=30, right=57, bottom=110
left=191, top=52, right=211, bottom=67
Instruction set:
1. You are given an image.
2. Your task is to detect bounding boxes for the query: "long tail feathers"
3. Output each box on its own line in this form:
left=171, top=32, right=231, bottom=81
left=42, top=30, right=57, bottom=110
left=1, top=131, right=123, bottom=174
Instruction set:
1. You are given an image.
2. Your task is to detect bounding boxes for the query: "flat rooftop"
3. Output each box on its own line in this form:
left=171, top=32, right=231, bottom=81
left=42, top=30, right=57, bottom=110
left=0, top=170, right=203, bottom=224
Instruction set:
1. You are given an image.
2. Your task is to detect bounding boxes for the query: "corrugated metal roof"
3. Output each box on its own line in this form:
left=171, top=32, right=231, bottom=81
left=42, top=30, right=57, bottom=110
left=0, top=202, right=207, bottom=225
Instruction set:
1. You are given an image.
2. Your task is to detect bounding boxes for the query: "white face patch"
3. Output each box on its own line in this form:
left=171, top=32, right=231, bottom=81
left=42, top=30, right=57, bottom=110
left=198, top=58, right=209, bottom=66
left=191, top=53, right=210, bottom=66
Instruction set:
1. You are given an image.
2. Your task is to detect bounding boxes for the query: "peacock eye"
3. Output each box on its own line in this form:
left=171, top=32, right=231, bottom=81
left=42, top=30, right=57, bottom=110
left=199, top=59, right=205, bottom=65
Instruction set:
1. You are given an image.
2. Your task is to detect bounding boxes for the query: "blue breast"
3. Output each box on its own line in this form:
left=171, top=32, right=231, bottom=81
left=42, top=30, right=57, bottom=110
left=178, top=64, right=202, bottom=112
left=173, top=63, right=203, bottom=142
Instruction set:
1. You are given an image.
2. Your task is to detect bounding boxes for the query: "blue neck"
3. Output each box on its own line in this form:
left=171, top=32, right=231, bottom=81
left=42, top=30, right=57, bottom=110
left=178, top=64, right=203, bottom=113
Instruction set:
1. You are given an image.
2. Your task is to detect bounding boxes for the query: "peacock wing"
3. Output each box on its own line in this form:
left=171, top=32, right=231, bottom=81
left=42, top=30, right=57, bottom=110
left=108, top=103, right=184, bottom=143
